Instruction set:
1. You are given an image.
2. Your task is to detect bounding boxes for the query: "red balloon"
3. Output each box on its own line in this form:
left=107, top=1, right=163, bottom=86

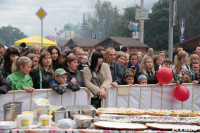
left=156, top=67, right=173, bottom=84
left=174, top=85, right=190, bottom=102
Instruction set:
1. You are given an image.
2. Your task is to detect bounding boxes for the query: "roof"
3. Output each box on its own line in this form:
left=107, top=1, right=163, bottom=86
left=64, top=38, right=99, bottom=48
left=96, top=37, right=148, bottom=48
left=58, top=39, right=69, bottom=47
left=174, top=35, right=200, bottom=47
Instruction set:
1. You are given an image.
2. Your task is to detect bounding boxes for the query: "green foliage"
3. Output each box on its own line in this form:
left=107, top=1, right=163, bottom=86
left=0, top=25, right=27, bottom=47
left=176, top=0, right=200, bottom=40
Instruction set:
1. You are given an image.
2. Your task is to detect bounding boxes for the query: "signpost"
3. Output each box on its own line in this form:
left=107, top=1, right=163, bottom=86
left=91, top=33, right=97, bottom=39
left=180, top=36, right=184, bottom=42
left=180, top=19, right=185, bottom=42
left=36, top=7, right=47, bottom=47
left=135, top=9, right=149, bottom=20
left=135, top=0, right=149, bottom=43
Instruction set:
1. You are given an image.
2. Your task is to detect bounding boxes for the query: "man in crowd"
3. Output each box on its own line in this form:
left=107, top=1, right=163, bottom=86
left=32, top=44, right=41, bottom=55
left=105, top=47, right=122, bottom=87
left=19, top=42, right=29, bottom=54
left=190, top=62, right=200, bottom=84
left=176, top=46, right=183, bottom=53
left=73, top=47, right=84, bottom=71
left=0, top=43, right=5, bottom=65
left=195, top=46, right=200, bottom=56
left=148, top=48, right=154, bottom=57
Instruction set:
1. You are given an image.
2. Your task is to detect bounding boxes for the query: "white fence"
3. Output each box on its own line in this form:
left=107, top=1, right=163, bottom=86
left=0, top=88, right=91, bottom=120
left=1, top=84, right=200, bottom=120
left=104, top=83, right=200, bottom=111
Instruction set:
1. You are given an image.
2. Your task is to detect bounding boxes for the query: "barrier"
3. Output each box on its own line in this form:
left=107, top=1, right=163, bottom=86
left=103, top=83, right=200, bottom=111
left=0, top=87, right=92, bottom=120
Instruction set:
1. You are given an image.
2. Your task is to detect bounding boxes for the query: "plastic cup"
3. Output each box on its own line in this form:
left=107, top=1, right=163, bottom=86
left=40, top=114, right=52, bottom=126
left=17, top=114, right=30, bottom=127
left=22, top=111, right=34, bottom=125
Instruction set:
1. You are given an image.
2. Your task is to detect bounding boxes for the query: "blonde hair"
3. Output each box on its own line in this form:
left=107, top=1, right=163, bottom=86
left=12, top=56, right=32, bottom=72
left=139, top=56, right=155, bottom=76
left=174, top=51, right=188, bottom=74
left=38, top=51, right=54, bottom=76
left=116, top=51, right=126, bottom=60
left=189, top=54, right=199, bottom=65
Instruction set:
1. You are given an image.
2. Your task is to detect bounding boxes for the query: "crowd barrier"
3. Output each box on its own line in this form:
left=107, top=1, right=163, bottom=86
left=103, top=83, right=200, bottom=111
left=1, top=84, right=200, bottom=120
left=0, top=87, right=92, bottom=120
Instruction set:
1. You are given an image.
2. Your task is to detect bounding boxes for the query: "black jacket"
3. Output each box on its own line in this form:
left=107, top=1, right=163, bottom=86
left=0, top=70, right=11, bottom=94
left=65, top=67, right=84, bottom=87
left=139, top=70, right=158, bottom=84
left=109, top=62, right=123, bottom=85
left=30, top=67, right=54, bottom=89
left=0, top=65, right=12, bottom=79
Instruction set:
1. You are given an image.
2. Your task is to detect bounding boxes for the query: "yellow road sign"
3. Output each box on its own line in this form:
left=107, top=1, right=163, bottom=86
left=36, top=7, right=47, bottom=20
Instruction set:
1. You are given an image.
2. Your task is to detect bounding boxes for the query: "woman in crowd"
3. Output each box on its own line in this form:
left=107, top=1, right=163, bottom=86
left=30, top=51, right=54, bottom=89
left=83, top=51, right=112, bottom=108
left=6, top=56, right=34, bottom=92
left=27, top=54, right=39, bottom=69
left=189, top=54, right=199, bottom=66
left=62, top=54, right=84, bottom=87
left=47, top=46, right=62, bottom=71
left=139, top=56, right=158, bottom=84
left=173, top=51, right=189, bottom=78
left=128, top=52, right=139, bottom=83
left=0, top=47, right=20, bottom=79
left=153, top=55, right=162, bottom=72
left=116, top=51, right=128, bottom=75
left=0, top=70, right=11, bottom=94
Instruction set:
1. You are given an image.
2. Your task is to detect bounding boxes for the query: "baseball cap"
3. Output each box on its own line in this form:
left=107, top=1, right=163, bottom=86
left=55, top=68, right=67, bottom=76
left=138, top=75, right=148, bottom=83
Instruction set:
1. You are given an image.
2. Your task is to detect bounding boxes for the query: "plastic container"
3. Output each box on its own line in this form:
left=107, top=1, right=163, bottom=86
left=22, top=111, right=34, bottom=125
left=17, top=114, right=32, bottom=127
left=40, top=115, right=52, bottom=126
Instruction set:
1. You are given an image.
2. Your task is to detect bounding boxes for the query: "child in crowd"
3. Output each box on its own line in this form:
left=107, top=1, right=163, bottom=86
left=122, top=70, right=134, bottom=85
left=161, top=58, right=182, bottom=85
left=138, top=75, right=148, bottom=85
left=49, top=68, right=80, bottom=95
left=182, top=70, right=195, bottom=83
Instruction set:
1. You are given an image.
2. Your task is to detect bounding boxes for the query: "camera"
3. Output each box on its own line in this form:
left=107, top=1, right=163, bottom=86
left=131, top=65, right=136, bottom=70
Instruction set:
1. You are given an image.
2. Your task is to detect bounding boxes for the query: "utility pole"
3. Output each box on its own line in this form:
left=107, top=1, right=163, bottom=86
left=139, top=0, right=144, bottom=43
left=168, top=0, right=175, bottom=60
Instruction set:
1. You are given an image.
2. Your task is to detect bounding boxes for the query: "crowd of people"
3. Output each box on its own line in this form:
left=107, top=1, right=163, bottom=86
left=0, top=42, right=200, bottom=108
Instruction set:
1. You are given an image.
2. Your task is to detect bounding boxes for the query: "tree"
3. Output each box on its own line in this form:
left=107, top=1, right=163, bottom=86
left=144, top=0, right=180, bottom=50
left=0, top=26, right=27, bottom=47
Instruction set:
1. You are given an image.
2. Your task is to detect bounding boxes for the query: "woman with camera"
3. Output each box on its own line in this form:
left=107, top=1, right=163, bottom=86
left=128, top=52, right=140, bottom=83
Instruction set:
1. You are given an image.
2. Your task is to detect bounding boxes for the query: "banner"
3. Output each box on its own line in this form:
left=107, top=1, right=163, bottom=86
left=104, top=84, right=200, bottom=111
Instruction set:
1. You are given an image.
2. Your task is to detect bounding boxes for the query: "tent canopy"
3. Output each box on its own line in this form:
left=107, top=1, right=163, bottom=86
left=14, top=36, right=58, bottom=47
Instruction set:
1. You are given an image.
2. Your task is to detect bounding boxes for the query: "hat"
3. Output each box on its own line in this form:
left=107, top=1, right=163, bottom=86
left=55, top=68, right=67, bottom=76
left=20, top=42, right=26, bottom=48
left=186, top=70, right=195, bottom=81
left=138, top=75, right=147, bottom=83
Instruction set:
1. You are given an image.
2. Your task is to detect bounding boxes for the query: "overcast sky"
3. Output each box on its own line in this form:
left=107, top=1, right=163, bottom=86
left=0, top=0, right=158, bottom=37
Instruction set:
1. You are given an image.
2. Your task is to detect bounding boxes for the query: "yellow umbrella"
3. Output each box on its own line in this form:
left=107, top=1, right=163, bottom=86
left=14, top=36, right=58, bottom=47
